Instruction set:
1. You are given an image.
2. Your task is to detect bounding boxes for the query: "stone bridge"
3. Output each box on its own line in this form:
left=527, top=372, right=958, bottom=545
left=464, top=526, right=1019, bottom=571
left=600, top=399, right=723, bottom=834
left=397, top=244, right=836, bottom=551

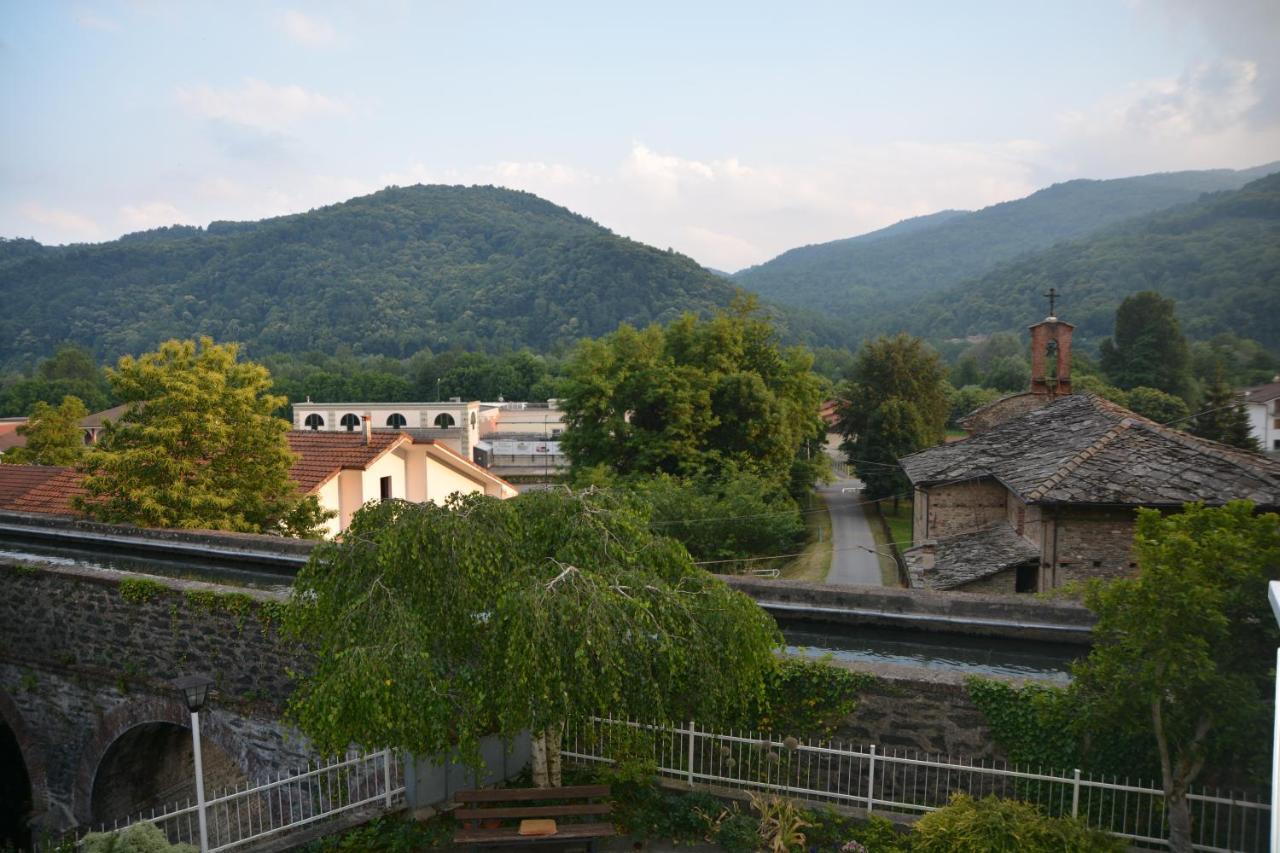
left=0, top=550, right=311, bottom=843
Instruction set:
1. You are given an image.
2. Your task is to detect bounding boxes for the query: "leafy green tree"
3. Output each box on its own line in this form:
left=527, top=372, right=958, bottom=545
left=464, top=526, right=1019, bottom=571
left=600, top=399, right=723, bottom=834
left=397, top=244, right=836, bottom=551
left=285, top=489, right=781, bottom=786
left=561, top=300, right=822, bottom=488
left=75, top=338, right=330, bottom=536
left=0, top=343, right=115, bottom=417
left=948, top=385, right=1002, bottom=427
left=1123, top=386, right=1190, bottom=426
left=982, top=355, right=1030, bottom=392
left=2, top=395, right=88, bottom=466
left=1073, top=502, right=1280, bottom=852
left=1099, top=291, right=1193, bottom=399
left=1190, top=366, right=1261, bottom=450
left=837, top=334, right=948, bottom=500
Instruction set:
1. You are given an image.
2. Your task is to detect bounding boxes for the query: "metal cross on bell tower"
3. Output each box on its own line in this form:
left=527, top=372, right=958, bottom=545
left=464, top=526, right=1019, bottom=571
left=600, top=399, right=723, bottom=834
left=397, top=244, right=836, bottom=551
left=1044, top=287, right=1059, bottom=317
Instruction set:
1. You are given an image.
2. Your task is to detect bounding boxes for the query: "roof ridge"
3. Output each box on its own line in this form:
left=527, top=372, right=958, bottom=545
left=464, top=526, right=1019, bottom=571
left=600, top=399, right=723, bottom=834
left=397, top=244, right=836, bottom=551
left=1025, top=417, right=1132, bottom=502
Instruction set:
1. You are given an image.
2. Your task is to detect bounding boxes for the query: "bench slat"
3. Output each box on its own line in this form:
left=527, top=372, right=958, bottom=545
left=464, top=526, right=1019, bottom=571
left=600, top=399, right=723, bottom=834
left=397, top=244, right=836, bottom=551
left=453, top=822, right=617, bottom=844
left=455, top=784, right=611, bottom=803
left=456, top=803, right=612, bottom=820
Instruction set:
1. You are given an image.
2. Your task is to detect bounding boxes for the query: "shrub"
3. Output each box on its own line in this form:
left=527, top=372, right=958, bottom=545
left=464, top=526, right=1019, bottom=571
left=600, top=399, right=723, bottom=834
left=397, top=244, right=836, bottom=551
left=911, top=794, right=1123, bottom=852
left=715, top=812, right=762, bottom=853
left=81, top=823, right=196, bottom=853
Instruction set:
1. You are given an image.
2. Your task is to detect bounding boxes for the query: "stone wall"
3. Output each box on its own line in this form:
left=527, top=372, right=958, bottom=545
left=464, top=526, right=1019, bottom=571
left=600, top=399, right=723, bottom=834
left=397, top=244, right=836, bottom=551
left=1050, top=506, right=1139, bottom=586
left=923, top=480, right=1009, bottom=540
left=0, top=560, right=311, bottom=833
left=954, top=567, right=1018, bottom=595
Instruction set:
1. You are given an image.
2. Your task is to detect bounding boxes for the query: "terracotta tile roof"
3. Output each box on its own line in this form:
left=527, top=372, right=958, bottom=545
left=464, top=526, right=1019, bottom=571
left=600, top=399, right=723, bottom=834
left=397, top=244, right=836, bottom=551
left=0, top=422, right=28, bottom=453
left=0, top=464, right=83, bottom=515
left=901, top=394, right=1280, bottom=508
left=286, top=430, right=410, bottom=494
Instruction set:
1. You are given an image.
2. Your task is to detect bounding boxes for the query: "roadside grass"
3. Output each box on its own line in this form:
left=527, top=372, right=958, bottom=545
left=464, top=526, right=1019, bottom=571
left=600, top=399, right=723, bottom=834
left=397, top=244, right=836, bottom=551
left=870, top=497, right=913, bottom=587
left=778, top=490, right=833, bottom=583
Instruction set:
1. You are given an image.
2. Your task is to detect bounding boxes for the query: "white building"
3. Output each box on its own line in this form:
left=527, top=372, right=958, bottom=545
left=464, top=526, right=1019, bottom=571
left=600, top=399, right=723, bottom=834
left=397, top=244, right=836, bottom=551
left=1243, top=380, right=1280, bottom=454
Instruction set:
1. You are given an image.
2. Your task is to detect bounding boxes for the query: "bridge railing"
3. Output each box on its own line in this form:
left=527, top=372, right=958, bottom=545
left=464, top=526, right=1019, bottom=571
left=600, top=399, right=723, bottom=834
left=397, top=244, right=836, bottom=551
left=72, top=748, right=404, bottom=851
left=564, top=716, right=1271, bottom=853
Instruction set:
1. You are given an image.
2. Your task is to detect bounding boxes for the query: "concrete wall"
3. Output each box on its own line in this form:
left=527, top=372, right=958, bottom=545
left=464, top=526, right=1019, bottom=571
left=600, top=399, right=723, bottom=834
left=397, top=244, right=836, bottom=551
left=426, top=458, right=484, bottom=504
left=923, top=479, right=1009, bottom=540
left=315, top=476, right=342, bottom=539
left=359, top=445, right=407, bottom=504
left=0, top=560, right=310, bottom=833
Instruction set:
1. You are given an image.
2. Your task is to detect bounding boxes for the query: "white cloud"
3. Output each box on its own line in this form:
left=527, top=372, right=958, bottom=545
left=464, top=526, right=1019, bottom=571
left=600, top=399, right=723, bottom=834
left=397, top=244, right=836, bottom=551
left=119, top=202, right=189, bottom=231
left=1125, top=60, right=1260, bottom=135
left=276, top=10, right=336, bottom=46
left=72, top=8, right=121, bottom=32
left=21, top=203, right=101, bottom=242
left=175, top=79, right=348, bottom=132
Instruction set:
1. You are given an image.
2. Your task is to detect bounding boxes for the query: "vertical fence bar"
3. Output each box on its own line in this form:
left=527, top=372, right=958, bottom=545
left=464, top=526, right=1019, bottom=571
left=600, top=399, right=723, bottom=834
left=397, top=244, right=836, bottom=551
left=866, top=745, right=876, bottom=814
left=686, top=720, right=696, bottom=786
left=382, top=751, right=393, bottom=808
left=1072, top=768, right=1081, bottom=818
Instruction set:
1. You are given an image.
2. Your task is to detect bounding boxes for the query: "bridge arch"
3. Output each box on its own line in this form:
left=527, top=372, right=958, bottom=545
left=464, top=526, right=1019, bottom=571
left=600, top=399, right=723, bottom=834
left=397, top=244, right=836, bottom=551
left=0, top=687, right=48, bottom=849
left=74, top=696, right=251, bottom=826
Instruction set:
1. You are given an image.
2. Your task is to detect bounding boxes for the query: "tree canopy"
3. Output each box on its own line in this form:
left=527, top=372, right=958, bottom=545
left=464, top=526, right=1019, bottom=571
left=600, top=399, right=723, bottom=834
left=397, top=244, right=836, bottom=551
left=1, top=395, right=87, bottom=466
left=560, top=301, right=823, bottom=488
left=285, top=489, right=781, bottom=775
left=1073, top=502, right=1280, bottom=851
left=74, top=337, right=328, bottom=536
left=1190, top=366, right=1261, bottom=450
left=1099, top=291, right=1193, bottom=399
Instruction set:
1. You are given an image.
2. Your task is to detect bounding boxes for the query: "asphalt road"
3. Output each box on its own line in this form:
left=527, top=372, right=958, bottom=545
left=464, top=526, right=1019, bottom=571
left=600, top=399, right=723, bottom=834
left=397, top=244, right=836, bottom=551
left=821, top=476, right=884, bottom=586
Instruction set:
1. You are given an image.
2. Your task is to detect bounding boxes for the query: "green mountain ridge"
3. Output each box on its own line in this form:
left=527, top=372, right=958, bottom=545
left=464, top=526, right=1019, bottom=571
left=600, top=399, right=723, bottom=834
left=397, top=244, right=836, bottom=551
left=733, top=163, right=1280, bottom=319
left=891, top=172, right=1280, bottom=351
left=0, top=185, right=738, bottom=368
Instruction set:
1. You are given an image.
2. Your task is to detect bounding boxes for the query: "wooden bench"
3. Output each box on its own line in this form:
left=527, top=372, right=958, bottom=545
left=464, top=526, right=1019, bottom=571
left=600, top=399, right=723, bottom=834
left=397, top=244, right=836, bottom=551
left=452, top=784, right=616, bottom=851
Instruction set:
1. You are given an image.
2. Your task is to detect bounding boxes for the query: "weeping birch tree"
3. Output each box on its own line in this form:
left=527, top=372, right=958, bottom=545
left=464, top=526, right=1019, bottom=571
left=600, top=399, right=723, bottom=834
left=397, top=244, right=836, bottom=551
left=284, top=488, right=781, bottom=785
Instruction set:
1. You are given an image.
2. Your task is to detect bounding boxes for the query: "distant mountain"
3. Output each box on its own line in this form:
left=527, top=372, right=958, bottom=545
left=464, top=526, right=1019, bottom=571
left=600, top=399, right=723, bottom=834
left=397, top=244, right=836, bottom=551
left=734, top=163, right=1280, bottom=320
left=892, top=172, right=1280, bottom=351
left=0, top=185, right=738, bottom=368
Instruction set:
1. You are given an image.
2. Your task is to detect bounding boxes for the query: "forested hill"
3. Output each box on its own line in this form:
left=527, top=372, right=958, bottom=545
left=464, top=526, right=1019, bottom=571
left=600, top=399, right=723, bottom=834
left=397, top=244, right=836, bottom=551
left=891, top=171, right=1280, bottom=351
left=733, top=163, right=1279, bottom=317
left=0, top=185, right=737, bottom=368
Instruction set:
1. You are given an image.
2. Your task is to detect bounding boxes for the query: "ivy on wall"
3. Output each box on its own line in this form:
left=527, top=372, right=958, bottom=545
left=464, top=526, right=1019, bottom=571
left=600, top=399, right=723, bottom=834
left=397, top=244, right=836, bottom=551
left=746, top=657, right=877, bottom=738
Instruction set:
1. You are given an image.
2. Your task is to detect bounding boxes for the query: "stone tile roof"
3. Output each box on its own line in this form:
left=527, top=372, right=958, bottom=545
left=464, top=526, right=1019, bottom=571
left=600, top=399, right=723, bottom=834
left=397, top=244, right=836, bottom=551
left=901, top=394, right=1280, bottom=508
left=286, top=431, right=410, bottom=494
left=1243, top=381, right=1280, bottom=405
left=0, top=464, right=83, bottom=515
left=80, top=404, right=131, bottom=428
left=906, top=523, right=1039, bottom=590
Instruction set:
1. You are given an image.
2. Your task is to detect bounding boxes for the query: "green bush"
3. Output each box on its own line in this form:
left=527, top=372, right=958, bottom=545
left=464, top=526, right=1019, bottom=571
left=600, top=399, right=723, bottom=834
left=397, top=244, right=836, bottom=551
left=803, top=808, right=908, bottom=852
left=80, top=823, right=196, bottom=853
left=910, top=794, right=1123, bottom=852
left=302, top=815, right=452, bottom=851
left=714, top=812, right=762, bottom=852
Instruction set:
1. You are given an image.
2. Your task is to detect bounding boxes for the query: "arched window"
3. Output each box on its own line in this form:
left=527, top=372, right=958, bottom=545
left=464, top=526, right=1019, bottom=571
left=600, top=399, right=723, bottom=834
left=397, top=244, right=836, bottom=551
left=304, top=414, right=324, bottom=431
left=386, top=413, right=408, bottom=428
left=339, top=413, right=361, bottom=432
left=433, top=413, right=456, bottom=429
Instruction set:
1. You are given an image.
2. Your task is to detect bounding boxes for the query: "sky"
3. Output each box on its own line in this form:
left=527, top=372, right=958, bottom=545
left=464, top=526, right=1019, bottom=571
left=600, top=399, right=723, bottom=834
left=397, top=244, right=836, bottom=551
left=2, top=1, right=1278, bottom=271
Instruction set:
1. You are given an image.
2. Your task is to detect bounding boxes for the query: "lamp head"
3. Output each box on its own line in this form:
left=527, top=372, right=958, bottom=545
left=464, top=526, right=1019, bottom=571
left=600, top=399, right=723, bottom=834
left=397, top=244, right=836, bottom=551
left=173, top=674, right=215, bottom=713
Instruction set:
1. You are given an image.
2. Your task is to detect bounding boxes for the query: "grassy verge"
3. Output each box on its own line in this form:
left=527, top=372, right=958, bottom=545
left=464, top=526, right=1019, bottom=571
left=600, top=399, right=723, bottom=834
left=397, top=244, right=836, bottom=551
left=869, top=497, right=913, bottom=587
left=778, top=491, right=833, bottom=583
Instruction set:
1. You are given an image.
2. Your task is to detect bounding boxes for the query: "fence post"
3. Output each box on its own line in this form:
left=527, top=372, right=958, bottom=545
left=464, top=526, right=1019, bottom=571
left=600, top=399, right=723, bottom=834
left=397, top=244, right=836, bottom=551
left=866, top=745, right=876, bottom=814
left=686, top=721, right=696, bottom=787
left=1071, top=768, right=1081, bottom=819
left=383, top=751, right=393, bottom=808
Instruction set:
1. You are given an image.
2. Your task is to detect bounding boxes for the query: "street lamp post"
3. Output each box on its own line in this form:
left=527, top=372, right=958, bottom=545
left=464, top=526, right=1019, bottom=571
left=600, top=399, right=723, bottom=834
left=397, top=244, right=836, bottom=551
left=174, top=674, right=214, bottom=853
left=1269, top=581, right=1280, bottom=853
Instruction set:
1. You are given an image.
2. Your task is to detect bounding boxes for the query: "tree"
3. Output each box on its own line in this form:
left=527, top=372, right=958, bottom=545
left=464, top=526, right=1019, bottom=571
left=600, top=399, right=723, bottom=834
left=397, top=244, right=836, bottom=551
left=1123, top=386, right=1190, bottom=426
left=2, top=395, right=88, bottom=466
left=74, top=338, right=329, bottom=536
left=560, top=299, right=822, bottom=488
left=1099, top=291, right=1192, bottom=399
left=284, top=489, right=781, bottom=785
left=1073, top=502, right=1280, bottom=852
left=1190, top=365, right=1261, bottom=450
left=836, top=334, right=949, bottom=500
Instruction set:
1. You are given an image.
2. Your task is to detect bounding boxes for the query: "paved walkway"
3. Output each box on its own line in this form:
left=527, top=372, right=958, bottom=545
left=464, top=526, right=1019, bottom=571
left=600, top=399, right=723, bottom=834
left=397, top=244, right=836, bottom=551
left=821, top=476, right=884, bottom=586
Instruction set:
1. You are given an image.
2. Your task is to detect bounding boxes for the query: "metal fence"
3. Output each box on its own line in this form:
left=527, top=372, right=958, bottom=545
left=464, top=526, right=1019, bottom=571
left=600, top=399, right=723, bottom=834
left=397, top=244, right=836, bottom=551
left=563, top=717, right=1270, bottom=853
left=75, top=749, right=404, bottom=851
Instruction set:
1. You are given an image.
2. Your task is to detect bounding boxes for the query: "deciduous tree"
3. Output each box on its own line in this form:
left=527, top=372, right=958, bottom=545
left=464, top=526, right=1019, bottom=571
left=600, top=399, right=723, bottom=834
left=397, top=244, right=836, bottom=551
left=1, top=395, right=88, bottom=466
left=74, top=337, right=329, bottom=536
left=1073, top=502, right=1280, bottom=852
left=285, top=489, right=781, bottom=785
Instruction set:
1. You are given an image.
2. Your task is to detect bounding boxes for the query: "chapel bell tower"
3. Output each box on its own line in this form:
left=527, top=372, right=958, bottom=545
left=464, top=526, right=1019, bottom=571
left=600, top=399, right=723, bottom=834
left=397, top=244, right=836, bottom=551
left=1029, top=287, right=1072, bottom=397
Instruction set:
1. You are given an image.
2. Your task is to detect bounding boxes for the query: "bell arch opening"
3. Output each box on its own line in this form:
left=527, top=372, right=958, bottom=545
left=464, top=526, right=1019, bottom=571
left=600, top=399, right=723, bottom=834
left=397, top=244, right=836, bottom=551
left=89, top=721, right=244, bottom=824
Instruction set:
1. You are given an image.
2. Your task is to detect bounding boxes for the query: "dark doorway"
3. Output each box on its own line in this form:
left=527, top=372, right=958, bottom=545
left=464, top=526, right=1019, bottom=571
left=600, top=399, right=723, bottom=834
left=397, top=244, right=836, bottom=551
left=1015, top=563, right=1039, bottom=593
left=0, top=719, right=32, bottom=851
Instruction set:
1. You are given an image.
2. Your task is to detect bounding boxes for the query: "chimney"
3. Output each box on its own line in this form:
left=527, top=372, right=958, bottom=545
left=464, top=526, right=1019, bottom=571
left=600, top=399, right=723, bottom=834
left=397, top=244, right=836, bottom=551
left=362, top=414, right=372, bottom=445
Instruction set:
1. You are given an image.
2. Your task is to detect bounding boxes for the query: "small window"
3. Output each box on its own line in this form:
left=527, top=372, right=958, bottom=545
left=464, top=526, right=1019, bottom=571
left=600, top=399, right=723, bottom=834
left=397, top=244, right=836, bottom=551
left=339, top=413, right=361, bottom=432
left=1015, top=564, right=1038, bottom=593
left=434, top=413, right=456, bottom=429
left=1274, top=439, right=1280, bottom=450
left=304, top=414, right=324, bottom=431
left=470, top=412, right=477, bottom=429
left=386, top=413, right=408, bottom=428
left=379, top=476, right=392, bottom=501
